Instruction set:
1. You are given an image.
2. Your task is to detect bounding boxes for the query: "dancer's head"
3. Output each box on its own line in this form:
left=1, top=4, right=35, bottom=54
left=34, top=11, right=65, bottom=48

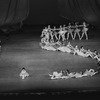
left=80, top=46, right=84, bottom=49
left=22, top=67, right=25, bottom=70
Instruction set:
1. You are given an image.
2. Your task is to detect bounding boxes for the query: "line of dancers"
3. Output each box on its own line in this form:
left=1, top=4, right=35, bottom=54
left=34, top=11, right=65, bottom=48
left=40, top=40, right=100, bottom=63
left=19, top=65, right=98, bottom=80
left=49, top=68, right=98, bottom=79
left=40, top=39, right=100, bottom=79
left=47, top=43, right=100, bottom=80
left=41, top=22, right=88, bottom=44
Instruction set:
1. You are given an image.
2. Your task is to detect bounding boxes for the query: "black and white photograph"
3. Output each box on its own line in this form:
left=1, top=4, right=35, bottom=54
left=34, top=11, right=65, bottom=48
left=0, top=0, right=100, bottom=99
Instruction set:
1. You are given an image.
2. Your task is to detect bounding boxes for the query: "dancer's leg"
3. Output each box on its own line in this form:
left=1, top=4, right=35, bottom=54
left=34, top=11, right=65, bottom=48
left=67, top=33, right=69, bottom=40
left=59, top=34, right=61, bottom=41
left=62, top=34, right=66, bottom=41
left=80, top=32, right=84, bottom=40
left=55, top=34, right=58, bottom=41
left=78, top=32, right=81, bottom=40
left=85, top=32, right=88, bottom=40
left=73, top=32, right=76, bottom=40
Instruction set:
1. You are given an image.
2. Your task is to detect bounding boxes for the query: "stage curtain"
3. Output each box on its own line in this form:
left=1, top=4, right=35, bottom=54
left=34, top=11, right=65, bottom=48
left=0, top=0, right=29, bottom=26
left=88, top=0, right=100, bottom=25
left=58, top=0, right=74, bottom=21
left=58, top=0, right=100, bottom=26
left=0, top=0, right=29, bottom=33
left=67, top=0, right=83, bottom=21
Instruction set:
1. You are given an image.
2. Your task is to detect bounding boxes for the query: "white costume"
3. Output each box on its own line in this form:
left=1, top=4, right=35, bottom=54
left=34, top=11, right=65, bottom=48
left=57, top=46, right=72, bottom=53
left=67, top=42, right=74, bottom=50
left=49, top=30, right=54, bottom=43
left=67, top=23, right=74, bottom=40
left=82, top=69, right=98, bottom=77
left=80, top=22, right=88, bottom=40
left=42, top=45, right=56, bottom=51
left=85, top=49, right=94, bottom=58
left=58, top=27, right=66, bottom=41
left=41, top=27, right=48, bottom=38
left=74, top=24, right=81, bottom=40
left=74, top=72, right=83, bottom=78
left=73, top=45, right=79, bottom=55
left=94, top=54, right=100, bottom=62
left=80, top=46, right=87, bottom=54
left=68, top=72, right=76, bottom=78
left=92, top=50, right=98, bottom=59
left=54, top=26, right=58, bottom=38
left=41, top=37, right=46, bottom=44
left=19, top=69, right=29, bottom=80
left=49, top=71, right=63, bottom=79
left=41, top=27, right=50, bottom=44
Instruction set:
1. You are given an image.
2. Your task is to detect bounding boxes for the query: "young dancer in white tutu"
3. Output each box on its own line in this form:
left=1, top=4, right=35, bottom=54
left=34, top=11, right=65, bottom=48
left=73, top=22, right=81, bottom=40
left=19, top=68, right=29, bottom=80
left=80, top=22, right=88, bottom=40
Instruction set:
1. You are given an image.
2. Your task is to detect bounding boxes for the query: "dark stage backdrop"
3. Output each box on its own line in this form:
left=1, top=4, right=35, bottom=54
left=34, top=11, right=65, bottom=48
left=0, top=0, right=29, bottom=33
left=24, top=0, right=100, bottom=27
left=58, top=0, right=100, bottom=27
left=0, top=0, right=29, bottom=26
left=0, top=0, right=100, bottom=28
left=24, top=0, right=68, bottom=25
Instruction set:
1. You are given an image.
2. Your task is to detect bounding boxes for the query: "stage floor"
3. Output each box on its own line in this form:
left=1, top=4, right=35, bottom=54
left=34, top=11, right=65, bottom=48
left=0, top=30, right=100, bottom=94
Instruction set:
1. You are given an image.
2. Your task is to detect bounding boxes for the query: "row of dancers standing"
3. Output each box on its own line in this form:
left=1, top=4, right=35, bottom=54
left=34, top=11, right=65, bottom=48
left=41, top=22, right=89, bottom=43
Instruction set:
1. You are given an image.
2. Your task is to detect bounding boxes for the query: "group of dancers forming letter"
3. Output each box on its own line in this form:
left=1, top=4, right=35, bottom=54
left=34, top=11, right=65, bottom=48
left=39, top=22, right=100, bottom=80
left=19, top=22, right=99, bottom=80
left=41, top=22, right=88, bottom=45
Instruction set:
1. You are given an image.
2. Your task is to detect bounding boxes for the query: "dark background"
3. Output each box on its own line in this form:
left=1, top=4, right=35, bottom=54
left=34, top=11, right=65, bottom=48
left=0, top=0, right=100, bottom=96
left=24, top=0, right=68, bottom=26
